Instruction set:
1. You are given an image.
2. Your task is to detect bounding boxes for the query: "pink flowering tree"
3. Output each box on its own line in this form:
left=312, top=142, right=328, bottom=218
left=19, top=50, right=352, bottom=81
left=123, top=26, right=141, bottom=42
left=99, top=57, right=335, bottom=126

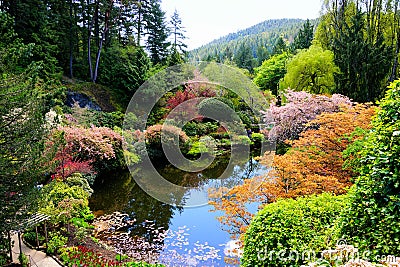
left=262, top=90, right=353, bottom=145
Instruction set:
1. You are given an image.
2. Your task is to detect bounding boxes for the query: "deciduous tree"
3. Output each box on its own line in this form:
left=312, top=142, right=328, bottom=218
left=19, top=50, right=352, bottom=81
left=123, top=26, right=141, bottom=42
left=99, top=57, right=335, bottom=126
left=209, top=104, right=375, bottom=239
left=280, top=45, right=339, bottom=94
left=262, top=90, right=352, bottom=145
left=253, top=52, right=291, bottom=95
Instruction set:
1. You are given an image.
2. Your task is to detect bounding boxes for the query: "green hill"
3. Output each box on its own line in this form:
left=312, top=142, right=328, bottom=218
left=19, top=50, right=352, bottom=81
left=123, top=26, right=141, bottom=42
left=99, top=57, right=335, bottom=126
left=189, top=18, right=313, bottom=64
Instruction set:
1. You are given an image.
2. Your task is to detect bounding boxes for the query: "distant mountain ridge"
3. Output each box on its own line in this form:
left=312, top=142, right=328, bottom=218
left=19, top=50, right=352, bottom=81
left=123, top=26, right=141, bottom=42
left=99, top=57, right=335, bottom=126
left=189, top=18, right=314, bottom=62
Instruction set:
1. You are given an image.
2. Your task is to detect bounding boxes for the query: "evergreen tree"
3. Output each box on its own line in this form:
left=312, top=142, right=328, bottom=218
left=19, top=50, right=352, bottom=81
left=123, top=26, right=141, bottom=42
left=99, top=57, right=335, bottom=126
left=234, top=43, right=255, bottom=72
left=0, top=18, right=50, bottom=262
left=87, top=0, right=121, bottom=82
left=144, top=0, right=170, bottom=64
left=271, top=36, right=287, bottom=55
left=256, top=45, right=269, bottom=66
left=1, top=0, right=60, bottom=76
left=169, top=9, right=187, bottom=55
left=333, top=10, right=392, bottom=102
left=291, top=19, right=314, bottom=51
left=132, top=0, right=151, bottom=46
left=98, top=44, right=150, bottom=101
left=167, top=48, right=184, bottom=66
left=223, top=46, right=234, bottom=62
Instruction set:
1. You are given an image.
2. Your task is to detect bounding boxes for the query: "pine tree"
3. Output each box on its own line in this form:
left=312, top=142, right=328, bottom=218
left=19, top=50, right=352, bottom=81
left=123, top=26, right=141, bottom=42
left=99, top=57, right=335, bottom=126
left=169, top=9, right=187, bottom=55
left=291, top=19, right=314, bottom=51
left=234, top=43, right=255, bottom=72
left=271, top=36, right=287, bottom=55
left=144, top=0, right=170, bottom=64
left=333, top=10, right=392, bottom=102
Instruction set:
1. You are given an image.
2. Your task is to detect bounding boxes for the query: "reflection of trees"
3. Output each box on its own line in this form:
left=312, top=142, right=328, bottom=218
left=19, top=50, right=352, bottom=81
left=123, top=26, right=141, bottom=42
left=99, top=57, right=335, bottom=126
left=90, top=170, right=179, bottom=260
left=89, top=153, right=265, bottom=262
left=90, top=170, right=178, bottom=237
left=90, top=171, right=137, bottom=214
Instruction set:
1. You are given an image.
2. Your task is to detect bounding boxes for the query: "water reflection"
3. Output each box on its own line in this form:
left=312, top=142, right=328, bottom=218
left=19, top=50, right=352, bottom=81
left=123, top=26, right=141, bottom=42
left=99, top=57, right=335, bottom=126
left=89, top=152, right=267, bottom=266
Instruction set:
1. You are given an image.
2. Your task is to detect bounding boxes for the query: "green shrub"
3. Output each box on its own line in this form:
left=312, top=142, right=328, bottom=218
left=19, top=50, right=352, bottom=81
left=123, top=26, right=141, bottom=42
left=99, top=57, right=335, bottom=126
left=338, top=80, right=400, bottom=257
left=219, top=138, right=231, bottom=147
left=187, top=136, right=216, bottom=156
left=124, top=112, right=140, bottom=130
left=125, top=262, right=165, bottom=267
left=37, top=181, right=94, bottom=223
left=116, top=254, right=129, bottom=261
left=23, top=231, right=37, bottom=245
left=210, top=132, right=230, bottom=139
left=47, top=233, right=67, bottom=255
left=198, top=97, right=239, bottom=121
left=0, top=255, right=7, bottom=267
left=65, top=173, right=94, bottom=196
left=182, top=121, right=218, bottom=136
left=187, top=141, right=208, bottom=156
left=71, top=217, right=90, bottom=228
left=18, top=253, right=29, bottom=267
left=251, top=132, right=265, bottom=146
left=75, top=227, right=88, bottom=244
left=23, top=231, right=45, bottom=247
left=242, top=193, right=349, bottom=267
left=232, top=135, right=251, bottom=145
left=238, top=111, right=252, bottom=128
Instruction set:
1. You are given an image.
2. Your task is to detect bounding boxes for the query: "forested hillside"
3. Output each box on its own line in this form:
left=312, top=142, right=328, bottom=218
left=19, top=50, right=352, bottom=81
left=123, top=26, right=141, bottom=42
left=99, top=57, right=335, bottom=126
left=189, top=18, right=312, bottom=67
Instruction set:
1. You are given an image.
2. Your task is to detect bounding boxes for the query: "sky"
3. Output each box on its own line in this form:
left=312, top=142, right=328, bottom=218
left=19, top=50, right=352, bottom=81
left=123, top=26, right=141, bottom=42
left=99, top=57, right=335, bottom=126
left=161, top=0, right=323, bottom=50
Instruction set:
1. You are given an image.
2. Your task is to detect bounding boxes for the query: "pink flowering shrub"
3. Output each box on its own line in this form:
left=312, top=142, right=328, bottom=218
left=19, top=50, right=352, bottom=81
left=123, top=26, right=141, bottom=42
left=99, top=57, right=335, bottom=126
left=145, top=124, right=189, bottom=148
left=262, top=90, right=353, bottom=144
left=49, top=126, right=125, bottom=180
left=59, top=125, right=123, bottom=160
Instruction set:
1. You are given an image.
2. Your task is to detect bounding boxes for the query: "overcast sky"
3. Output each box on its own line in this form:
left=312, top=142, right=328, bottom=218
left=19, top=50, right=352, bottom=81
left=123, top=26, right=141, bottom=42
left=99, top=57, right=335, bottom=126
left=161, top=0, right=323, bottom=50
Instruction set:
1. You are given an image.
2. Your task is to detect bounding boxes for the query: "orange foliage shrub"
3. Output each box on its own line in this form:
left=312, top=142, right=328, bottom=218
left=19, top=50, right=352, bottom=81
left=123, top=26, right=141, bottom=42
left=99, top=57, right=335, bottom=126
left=209, top=104, right=376, bottom=239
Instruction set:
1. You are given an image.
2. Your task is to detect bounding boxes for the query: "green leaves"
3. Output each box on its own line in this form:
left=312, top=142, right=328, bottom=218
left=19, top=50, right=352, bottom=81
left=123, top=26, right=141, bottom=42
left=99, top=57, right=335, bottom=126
left=280, top=45, right=339, bottom=94
left=339, top=80, right=400, bottom=257
left=242, top=193, right=349, bottom=267
left=254, top=52, right=291, bottom=95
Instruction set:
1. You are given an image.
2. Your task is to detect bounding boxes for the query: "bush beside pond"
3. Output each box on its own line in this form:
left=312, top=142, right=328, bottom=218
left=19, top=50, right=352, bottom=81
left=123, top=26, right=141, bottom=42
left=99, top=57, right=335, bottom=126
left=242, top=193, right=349, bottom=267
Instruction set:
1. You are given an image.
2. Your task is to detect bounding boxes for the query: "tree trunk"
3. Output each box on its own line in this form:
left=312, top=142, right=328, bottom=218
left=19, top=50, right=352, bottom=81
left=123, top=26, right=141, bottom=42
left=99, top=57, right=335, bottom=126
left=92, top=0, right=114, bottom=83
left=390, top=33, right=400, bottom=82
left=88, top=16, right=94, bottom=81
left=69, top=0, right=74, bottom=78
left=137, top=2, right=142, bottom=46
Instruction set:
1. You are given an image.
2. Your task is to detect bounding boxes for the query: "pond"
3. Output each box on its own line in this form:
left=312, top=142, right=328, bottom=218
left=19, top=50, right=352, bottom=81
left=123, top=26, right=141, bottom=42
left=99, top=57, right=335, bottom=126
left=89, top=152, right=269, bottom=267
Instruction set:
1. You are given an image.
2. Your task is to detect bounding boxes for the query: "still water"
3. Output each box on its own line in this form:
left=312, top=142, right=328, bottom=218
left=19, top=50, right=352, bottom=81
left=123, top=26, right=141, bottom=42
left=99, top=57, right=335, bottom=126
left=89, top=153, right=268, bottom=267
